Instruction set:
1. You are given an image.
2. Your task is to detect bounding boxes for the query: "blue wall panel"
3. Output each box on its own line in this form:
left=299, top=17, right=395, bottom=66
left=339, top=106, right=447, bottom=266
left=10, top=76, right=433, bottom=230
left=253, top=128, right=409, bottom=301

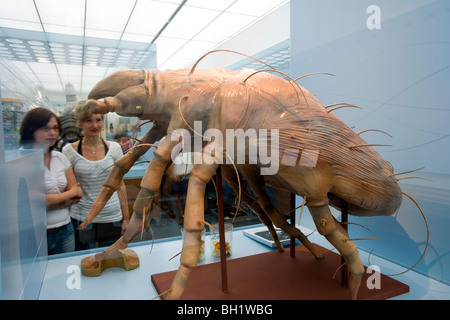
left=291, top=0, right=450, bottom=285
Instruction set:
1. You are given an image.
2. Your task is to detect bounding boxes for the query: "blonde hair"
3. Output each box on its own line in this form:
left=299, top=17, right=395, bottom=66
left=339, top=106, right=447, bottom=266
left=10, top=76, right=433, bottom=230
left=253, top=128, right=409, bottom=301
left=73, top=100, right=104, bottom=126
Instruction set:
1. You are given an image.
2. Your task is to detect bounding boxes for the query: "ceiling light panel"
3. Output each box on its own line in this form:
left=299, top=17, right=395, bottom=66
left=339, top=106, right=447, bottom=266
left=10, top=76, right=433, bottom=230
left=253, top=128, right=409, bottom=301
left=85, top=0, right=136, bottom=33
left=158, top=56, right=193, bottom=71
left=123, top=0, right=180, bottom=38
left=0, top=19, right=43, bottom=32
left=36, top=0, right=85, bottom=36
left=82, top=65, right=109, bottom=77
left=185, top=0, right=236, bottom=11
left=56, top=64, right=82, bottom=85
left=158, top=0, right=186, bottom=4
left=193, top=11, right=255, bottom=43
left=170, top=39, right=216, bottom=62
left=161, top=6, right=221, bottom=40
left=119, top=33, right=153, bottom=44
left=0, top=28, right=157, bottom=70
left=154, top=37, right=188, bottom=59
left=0, top=0, right=41, bottom=27
left=28, top=61, right=58, bottom=75
left=0, top=0, right=289, bottom=102
left=228, top=0, right=287, bottom=16
left=0, top=0, right=42, bottom=32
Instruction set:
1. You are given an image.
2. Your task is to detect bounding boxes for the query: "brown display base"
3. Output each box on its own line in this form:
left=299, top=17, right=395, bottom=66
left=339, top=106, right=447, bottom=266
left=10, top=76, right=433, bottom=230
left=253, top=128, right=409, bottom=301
left=151, top=244, right=409, bottom=300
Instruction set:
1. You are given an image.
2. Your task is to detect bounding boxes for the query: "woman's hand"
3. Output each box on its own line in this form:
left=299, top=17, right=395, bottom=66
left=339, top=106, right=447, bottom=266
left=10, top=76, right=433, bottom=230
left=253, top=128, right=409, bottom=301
left=69, top=183, right=83, bottom=199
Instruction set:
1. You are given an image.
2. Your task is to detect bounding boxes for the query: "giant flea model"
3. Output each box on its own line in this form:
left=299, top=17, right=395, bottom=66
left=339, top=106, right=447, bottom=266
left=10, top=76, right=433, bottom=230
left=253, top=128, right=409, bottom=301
left=78, top=51, right=427, bottom=300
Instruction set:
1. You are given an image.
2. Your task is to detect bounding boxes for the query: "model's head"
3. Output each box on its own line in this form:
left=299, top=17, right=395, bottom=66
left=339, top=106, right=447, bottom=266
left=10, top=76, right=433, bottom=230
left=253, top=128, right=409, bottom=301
left=20, top=107, right=61, bottom=150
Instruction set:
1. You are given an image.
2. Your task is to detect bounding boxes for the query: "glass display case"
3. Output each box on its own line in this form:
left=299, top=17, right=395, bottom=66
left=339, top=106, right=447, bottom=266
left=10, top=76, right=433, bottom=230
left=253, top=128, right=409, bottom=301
left=1, top=60, right=49, bottom=300
left=2, top=98, right=26, bottom=150
left=1, top=0, right=449, bottom=301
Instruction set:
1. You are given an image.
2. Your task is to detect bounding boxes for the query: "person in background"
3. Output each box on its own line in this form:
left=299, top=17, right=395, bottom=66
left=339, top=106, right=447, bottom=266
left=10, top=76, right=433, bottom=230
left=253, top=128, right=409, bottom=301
left=114, top=123, right=132, bottom=153
left=62, top=101, right=129, bottom=250
left=20, top=107, right=82, bottom=255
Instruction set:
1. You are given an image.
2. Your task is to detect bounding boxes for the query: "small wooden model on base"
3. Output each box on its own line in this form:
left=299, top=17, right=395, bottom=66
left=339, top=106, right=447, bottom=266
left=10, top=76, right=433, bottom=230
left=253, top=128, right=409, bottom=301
left=81, top=249, right=139, bottom=277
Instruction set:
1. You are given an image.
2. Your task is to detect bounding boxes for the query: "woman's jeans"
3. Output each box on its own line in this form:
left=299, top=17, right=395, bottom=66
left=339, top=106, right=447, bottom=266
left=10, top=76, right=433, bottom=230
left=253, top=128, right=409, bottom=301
left=47, top=222, right=75, bottom=255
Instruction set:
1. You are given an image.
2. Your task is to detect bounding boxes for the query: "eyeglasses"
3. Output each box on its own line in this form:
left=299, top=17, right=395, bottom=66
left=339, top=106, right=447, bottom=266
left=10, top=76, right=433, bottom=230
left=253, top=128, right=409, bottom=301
left=38, top=126, right=60, bottom=132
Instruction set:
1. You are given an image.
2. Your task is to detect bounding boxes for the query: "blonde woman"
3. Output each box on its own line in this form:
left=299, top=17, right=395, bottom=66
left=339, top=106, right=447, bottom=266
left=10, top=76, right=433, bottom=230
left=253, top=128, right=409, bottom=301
left=63, top=101, right=129, bottom=250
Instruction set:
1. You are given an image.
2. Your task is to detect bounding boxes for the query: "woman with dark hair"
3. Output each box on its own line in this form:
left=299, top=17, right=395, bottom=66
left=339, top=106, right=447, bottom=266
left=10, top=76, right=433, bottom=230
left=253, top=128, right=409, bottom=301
left=20, top=107, right=82, bottom=255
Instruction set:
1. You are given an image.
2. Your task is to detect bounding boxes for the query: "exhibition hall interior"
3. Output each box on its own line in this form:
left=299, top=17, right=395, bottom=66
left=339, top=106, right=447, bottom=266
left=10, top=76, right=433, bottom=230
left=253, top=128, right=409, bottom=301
left=1, top=0, right=449, bottom=300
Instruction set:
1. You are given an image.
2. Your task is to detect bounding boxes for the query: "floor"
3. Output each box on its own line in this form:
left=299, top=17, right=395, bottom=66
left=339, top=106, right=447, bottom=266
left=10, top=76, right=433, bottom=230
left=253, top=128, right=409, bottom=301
left=39, top=224, right=450, bottom=300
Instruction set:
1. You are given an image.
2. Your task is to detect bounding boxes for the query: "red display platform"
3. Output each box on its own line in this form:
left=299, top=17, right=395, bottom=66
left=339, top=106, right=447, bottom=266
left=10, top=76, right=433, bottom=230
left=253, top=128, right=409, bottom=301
left=151, top=244, right=409, bottom=300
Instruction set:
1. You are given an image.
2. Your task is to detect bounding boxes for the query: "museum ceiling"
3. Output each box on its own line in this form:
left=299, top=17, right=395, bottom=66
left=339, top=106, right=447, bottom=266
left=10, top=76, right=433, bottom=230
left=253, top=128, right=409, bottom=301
left=0, top=0, right=288, bottom=102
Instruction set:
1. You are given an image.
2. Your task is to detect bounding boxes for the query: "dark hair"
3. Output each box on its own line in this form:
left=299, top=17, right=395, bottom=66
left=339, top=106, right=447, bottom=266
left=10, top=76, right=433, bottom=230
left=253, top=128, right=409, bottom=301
left=19, top=107, right=61, bottom=150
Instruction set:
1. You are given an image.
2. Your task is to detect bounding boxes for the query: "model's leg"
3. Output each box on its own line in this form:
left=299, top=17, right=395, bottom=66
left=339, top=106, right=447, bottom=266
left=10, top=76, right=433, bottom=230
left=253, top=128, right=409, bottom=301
left=309, top=205, right=364, bottom=300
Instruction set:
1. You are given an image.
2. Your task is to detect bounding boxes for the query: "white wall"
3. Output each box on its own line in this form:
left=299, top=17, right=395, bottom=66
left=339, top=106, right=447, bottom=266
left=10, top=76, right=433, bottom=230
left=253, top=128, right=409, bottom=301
left=193, top=2, right=290, bottom=69
left=290, top=0, right=450, bottom=176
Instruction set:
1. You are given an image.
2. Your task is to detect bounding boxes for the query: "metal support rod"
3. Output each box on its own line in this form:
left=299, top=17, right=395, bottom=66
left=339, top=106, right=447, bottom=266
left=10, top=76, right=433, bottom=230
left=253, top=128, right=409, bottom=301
left=215, top=165, right=228, bottom=293
left=341, top=200, right=349, bottom=287
left=290, top=193, right=296, bottom=258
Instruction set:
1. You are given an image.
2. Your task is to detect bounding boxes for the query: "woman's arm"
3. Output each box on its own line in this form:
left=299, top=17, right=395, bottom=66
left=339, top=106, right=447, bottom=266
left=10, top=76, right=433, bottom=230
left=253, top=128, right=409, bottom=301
left=46, top=167, right=82, bottom=209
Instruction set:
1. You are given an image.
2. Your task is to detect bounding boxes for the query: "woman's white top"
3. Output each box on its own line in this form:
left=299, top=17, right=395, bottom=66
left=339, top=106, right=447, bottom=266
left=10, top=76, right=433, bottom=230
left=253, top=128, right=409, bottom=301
left=62, top=141, right=123, bottom=223
left=45, top=151, right=72, bottom=229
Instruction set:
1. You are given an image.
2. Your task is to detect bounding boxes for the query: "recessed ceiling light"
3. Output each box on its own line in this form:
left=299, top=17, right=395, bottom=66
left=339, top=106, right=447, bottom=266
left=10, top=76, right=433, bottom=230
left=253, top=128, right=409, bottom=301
left=6, top=38, right=23, bottom=44
left=37, top=57, right=51, bottom=63
left=10, top=44, right=26, bottom=48
left=121, top=49, right=134, bottom=54
left=31, top=46, right=47, bottom=51
left=86, top=52, right=100, bottom=58
left=49, top=42, right=64, bottom=48
left=28, top=40, right=45, bottom=46
left=69, top=44, right=83, bottom=49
